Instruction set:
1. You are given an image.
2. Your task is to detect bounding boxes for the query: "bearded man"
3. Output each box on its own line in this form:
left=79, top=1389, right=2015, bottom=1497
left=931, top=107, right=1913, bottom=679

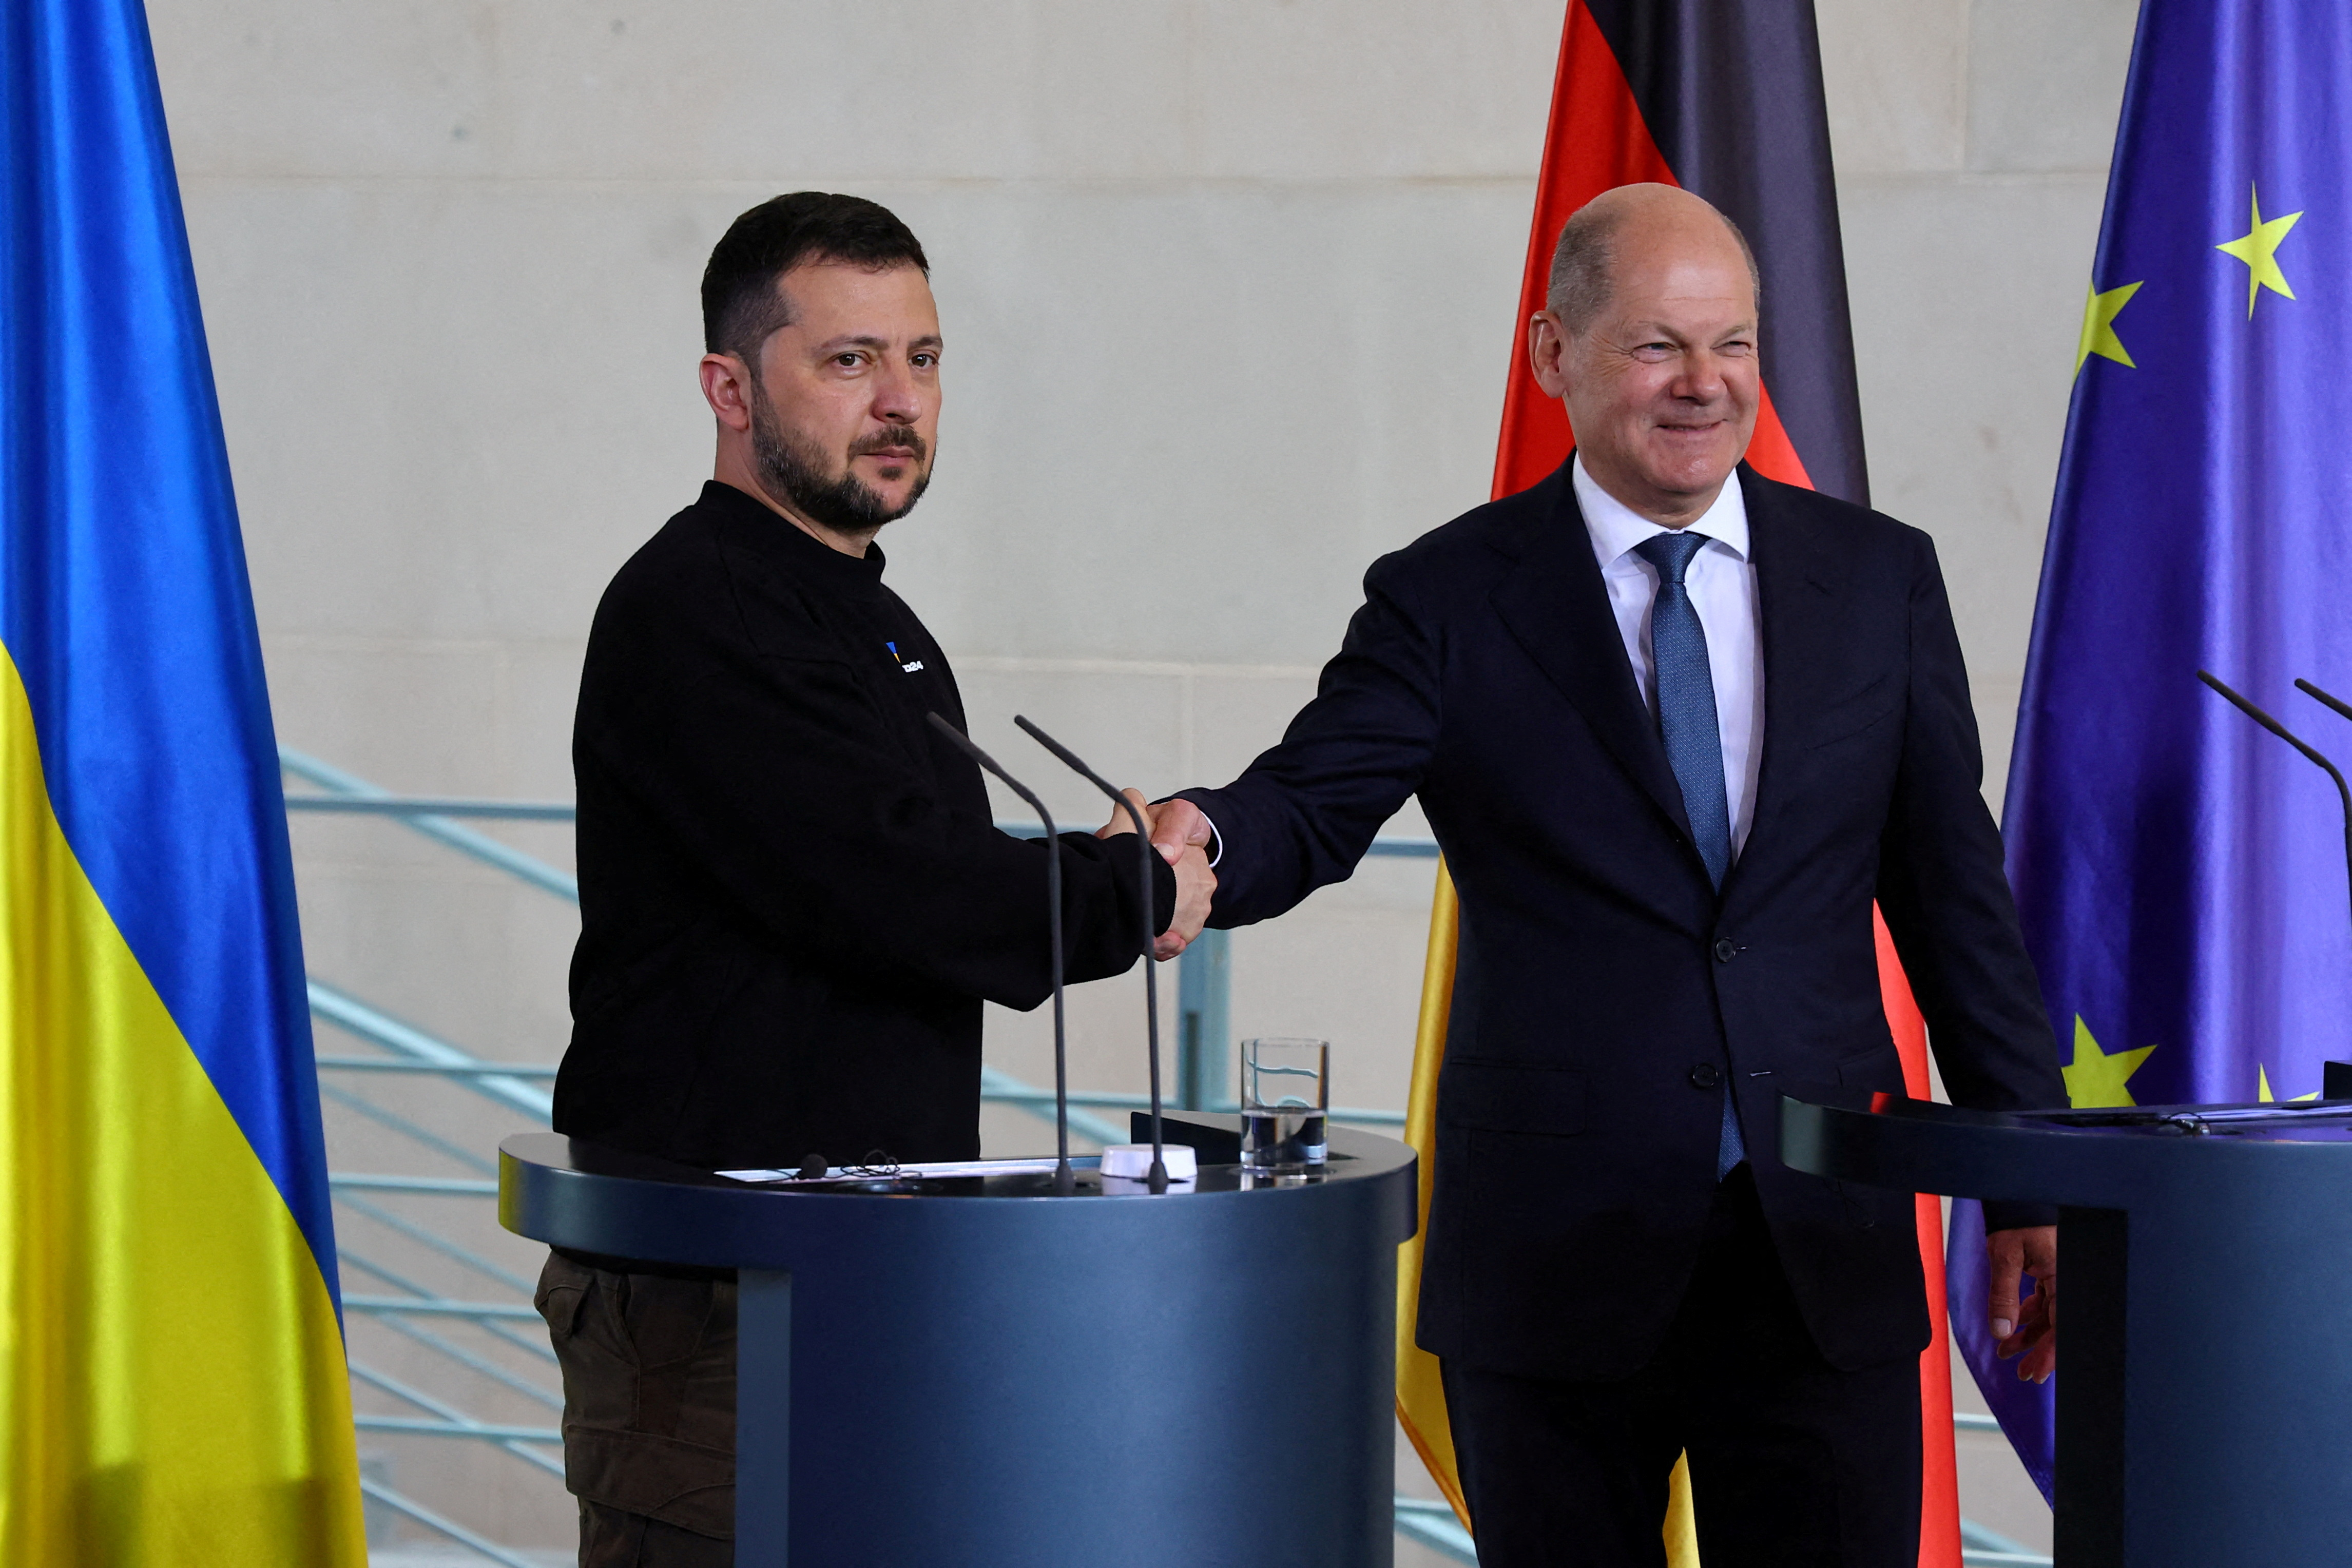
left=541, top=192, right=1213, bottom=1567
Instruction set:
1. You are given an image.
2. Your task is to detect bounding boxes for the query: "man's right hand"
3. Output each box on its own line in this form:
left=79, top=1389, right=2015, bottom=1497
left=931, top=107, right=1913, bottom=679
left=1161, top=843, right=1214, bottom=960
left=1143, top=796, right=1216, bottom=868
left=1097, top=789, right=1216, bottom=959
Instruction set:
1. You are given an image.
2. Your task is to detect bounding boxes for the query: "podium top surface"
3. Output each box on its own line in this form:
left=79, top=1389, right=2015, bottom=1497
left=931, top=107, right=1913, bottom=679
left=1780, top=1090, right=2352, bottom=1208
left=499, top=1125, right=1418, bottom=1271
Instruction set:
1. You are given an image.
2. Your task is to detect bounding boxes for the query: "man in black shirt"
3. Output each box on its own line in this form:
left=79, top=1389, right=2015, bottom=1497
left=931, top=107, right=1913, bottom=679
left=539, top=192, right=1213, bottom=1567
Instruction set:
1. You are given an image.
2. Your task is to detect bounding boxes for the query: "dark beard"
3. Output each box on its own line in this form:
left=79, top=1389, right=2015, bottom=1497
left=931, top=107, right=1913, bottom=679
left=749, top=381, right=931, bottom=535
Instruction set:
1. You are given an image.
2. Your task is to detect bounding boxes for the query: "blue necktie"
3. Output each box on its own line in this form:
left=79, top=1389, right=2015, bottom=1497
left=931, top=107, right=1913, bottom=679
left=1632, top=530, right=1746, bottom=1178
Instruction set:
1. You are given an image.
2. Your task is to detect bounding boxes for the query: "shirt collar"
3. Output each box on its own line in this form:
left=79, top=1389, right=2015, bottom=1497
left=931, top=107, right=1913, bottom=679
left=1570, top=453, right=1750, bottom=566
left=700, top=479, right=891, bottom=596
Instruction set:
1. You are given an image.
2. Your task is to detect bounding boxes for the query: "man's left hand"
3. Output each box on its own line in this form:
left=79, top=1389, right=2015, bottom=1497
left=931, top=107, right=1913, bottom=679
left=1986, top=1224, right=2057, bottom=1383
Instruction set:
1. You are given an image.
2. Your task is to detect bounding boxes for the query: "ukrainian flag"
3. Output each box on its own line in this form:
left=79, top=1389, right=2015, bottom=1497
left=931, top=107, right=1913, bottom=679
left=0, top=1, right=367, bottom=1559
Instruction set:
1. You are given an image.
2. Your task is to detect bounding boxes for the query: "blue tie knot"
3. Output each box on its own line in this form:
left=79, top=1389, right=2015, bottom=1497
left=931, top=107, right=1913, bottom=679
left=1633, top=529, right=1708, bottom=585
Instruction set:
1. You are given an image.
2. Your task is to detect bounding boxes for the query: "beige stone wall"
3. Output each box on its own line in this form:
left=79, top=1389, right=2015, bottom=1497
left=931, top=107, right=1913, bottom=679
left=147, top=1, right=2140, bottom=1556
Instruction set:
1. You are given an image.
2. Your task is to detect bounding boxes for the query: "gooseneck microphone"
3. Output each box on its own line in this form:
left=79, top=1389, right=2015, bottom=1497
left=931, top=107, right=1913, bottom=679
left=926, top=712, right=1076, bottom=1195
left=1014, top=714, right=1170, bottom=1194
left=2298, top=676, right=2352, bottom=726
left=2297, top=677, right=2352, bottom=950
left=2199, top=670, right=2352, bottom=945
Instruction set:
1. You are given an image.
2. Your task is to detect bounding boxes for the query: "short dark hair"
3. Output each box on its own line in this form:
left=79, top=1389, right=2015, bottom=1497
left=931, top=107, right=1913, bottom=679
left=701, top=192, right=930, bottom=363
left=1546, top=195, right=1759, bottom=335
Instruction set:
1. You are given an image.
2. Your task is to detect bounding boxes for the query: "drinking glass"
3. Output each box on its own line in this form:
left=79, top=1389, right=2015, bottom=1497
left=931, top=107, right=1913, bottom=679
left=1239, top=1037, right=1329, bottom=1169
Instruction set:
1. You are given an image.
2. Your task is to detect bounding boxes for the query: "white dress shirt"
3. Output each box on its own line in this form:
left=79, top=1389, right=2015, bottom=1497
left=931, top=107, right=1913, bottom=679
left=1572, top=454, right=1765, bottom=858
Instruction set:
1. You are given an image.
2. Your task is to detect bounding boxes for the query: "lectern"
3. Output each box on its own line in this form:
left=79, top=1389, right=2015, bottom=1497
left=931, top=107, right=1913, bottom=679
left=499, top=1123, right=1417, bottom=1567
left=1781, top=1090, right=2352, bottom=1567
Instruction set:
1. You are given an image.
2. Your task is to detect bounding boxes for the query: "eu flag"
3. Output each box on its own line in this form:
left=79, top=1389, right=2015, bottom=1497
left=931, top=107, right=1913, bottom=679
left=1951, top=0, right=2352, bottom=1505
left=0, top=0, right=365, bottom=1557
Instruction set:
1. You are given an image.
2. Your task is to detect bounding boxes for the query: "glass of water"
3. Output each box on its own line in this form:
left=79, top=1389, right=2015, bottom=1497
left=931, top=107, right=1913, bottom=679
left=1240, top=1037, right=1329, bottom=1169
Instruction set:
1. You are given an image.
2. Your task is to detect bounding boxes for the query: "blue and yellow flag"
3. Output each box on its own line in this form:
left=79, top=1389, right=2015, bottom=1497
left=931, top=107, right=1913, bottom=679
left=1953, top=0, right=2352, bottom=1503
left=0, top=1, right=365, bottom=1558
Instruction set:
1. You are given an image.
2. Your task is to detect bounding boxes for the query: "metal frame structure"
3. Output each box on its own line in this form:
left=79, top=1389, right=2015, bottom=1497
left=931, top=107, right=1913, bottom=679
left=280, top=748, right=2048, bottom=1566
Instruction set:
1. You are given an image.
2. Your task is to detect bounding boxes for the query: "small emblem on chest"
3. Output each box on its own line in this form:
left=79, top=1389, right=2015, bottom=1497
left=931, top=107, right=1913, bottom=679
left=885, top=640, right=926, bottom=674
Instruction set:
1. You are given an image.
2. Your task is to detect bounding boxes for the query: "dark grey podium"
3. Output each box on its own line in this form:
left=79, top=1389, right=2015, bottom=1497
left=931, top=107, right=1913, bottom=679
left=1781, top=1090, right=2352, bottom=1567
left=499, top=1124, right=1417, bottom=1567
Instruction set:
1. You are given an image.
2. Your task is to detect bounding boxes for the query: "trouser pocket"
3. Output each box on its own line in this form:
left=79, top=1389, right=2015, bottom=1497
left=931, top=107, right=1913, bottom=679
left=540, top=1254, right=738, bottom=1541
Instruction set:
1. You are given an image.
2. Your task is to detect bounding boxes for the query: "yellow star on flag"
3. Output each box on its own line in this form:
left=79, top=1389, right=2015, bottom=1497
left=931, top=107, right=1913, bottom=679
left=2062, top=1016, right=2155, bottom=1108
left=2215, top=183, right=2302, bottom=318
left=2076, top=278, right=2142, bottom=374
left=2255, top=1064, right=2319, bottom=1104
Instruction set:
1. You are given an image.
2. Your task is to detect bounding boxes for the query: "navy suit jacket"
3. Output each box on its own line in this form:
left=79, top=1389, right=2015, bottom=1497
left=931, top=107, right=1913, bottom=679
left=1180, top=460, right=2066, bottom=1380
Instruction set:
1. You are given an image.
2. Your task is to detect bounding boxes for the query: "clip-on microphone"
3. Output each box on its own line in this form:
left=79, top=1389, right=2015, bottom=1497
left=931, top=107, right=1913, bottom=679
left=1014, top=715, right=1172, bottom=1193
left=927, top=712, right=1076, bottom=1195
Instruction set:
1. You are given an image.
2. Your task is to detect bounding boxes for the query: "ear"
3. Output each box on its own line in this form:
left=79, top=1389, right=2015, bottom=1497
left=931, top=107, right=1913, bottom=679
left=699, top=352, right=756, bottom=433
left=1529, top=311, right=1571, bottom=400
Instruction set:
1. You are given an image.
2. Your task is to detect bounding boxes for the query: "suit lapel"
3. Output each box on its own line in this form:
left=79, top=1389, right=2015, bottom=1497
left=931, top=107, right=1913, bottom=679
left=1739, top=468, right=1852, bottom=869
left=1491, top=464, right=1696, bottom=844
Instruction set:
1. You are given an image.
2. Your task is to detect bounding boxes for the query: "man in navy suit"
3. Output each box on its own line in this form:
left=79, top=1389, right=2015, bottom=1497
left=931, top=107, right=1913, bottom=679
left=1143, top=184, right=2067, bottom=1564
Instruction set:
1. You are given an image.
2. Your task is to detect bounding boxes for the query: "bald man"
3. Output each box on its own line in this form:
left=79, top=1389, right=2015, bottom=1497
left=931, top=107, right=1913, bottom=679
left=1143, top=185, right=2066, bottom=1563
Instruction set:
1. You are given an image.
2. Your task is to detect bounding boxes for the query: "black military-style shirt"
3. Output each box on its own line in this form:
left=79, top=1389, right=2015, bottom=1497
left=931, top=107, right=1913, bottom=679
left=555, top=481, right=1168, bottom=1173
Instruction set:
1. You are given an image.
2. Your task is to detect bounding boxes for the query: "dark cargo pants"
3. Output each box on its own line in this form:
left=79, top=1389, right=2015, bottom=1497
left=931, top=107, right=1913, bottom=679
left=536, top=1251, right=737, bottom=1567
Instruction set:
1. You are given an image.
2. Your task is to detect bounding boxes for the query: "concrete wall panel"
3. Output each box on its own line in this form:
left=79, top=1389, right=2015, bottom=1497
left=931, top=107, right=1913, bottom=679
left=1840, top=170, right=2113, bottom=808
left=152, top=1, right=1560, bottom=183
left=1817, top=0, right=1969, bottom=175
left=1967, top=0, right=2143, bottom=175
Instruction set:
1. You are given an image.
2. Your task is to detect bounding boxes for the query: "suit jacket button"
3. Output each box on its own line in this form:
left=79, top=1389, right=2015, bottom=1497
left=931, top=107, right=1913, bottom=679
left=1689, top=1063, right=1721, bottom=1089
left=1713, top=938, right=1737, bottom=963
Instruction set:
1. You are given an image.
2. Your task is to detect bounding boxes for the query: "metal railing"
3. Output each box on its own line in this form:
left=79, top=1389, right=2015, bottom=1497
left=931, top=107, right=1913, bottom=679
left=284, top=749, right=2049, bottom=1567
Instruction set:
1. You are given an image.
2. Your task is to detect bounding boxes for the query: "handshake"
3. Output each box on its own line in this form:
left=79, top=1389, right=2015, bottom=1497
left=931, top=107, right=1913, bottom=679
left=1095, top=792, right=1218, bottom=961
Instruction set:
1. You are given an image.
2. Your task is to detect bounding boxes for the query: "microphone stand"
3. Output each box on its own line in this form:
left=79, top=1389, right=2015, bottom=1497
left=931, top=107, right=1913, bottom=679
left=2199, top=670, right=2352, bottom=948
left=1014, top=715, right=1169, bottom=1194
left=926, top=713, right=1075, bottom=1195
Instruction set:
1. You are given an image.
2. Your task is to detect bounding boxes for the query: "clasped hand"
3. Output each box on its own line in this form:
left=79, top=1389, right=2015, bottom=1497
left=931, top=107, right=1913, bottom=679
left=1095, top=791, right=1215, bottom=959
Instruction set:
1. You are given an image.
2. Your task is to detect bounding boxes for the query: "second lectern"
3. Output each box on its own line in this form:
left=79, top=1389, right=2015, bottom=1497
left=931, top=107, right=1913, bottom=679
left=1783, top=1090, right=2352, bottom=1567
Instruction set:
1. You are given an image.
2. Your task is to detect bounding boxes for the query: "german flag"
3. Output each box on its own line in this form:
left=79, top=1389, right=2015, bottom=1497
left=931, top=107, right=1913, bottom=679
left=1395, top=6, right=1963, bottom=1564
